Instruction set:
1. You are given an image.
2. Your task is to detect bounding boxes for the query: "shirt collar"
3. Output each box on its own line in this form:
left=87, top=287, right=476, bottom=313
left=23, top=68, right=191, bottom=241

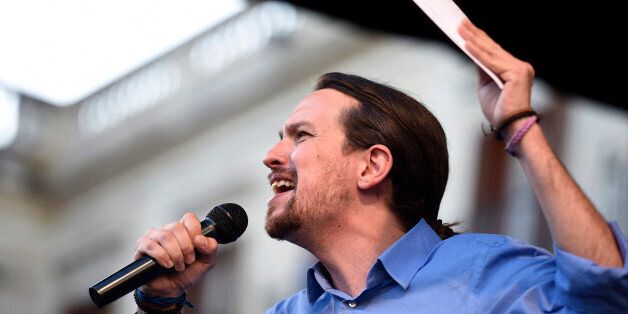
left=306, top=219, right=442, bottom=304
left=306, top=262, right=331, bottom=304
left=378, top=219, right=442, bottom=289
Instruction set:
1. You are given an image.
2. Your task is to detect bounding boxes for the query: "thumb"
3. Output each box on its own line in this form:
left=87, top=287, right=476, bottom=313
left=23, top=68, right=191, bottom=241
left=194, top=235, right=218, bottom=264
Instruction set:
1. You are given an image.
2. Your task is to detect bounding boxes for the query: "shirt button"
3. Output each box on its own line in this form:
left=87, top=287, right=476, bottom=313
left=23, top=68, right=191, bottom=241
left=348, top=300, right=357, bottom=308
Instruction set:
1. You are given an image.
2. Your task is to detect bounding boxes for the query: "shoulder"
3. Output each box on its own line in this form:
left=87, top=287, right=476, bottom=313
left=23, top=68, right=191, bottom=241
left=443, top=233, right=556, bottom=290
left=425, top=232, right=519, bottom=263
left=414, top=233, right=525, bottom=279
left=423, top=233, right=555, bottom=281
left=265, top=289, right=311, bottom=314
left=439, top=232, right=553, bottom=257
left=445, top=232, right=521, bottom=247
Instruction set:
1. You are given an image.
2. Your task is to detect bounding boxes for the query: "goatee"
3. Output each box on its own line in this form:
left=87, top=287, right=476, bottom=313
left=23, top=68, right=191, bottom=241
left=265, top=192, right=302, bottom=240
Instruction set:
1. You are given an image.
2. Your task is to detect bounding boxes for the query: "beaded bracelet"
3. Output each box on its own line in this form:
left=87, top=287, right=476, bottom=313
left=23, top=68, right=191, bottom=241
left=491, top=110, right=540, bottom=141
left=134, top=288, right=194, bottom=314
left=504, top=115, right=538, bottom=157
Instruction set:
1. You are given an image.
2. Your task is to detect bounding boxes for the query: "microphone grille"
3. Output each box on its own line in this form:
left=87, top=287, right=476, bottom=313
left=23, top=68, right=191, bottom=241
left=206, top=203, right=248, bottom=244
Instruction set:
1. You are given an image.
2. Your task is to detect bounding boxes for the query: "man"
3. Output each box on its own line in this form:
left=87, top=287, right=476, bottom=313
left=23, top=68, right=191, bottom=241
left=132, top=19, right=627, bottom=313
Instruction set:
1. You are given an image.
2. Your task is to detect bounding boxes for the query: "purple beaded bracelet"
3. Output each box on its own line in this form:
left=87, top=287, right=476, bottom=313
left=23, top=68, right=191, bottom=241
left=504, top=115, right=538, bottom=156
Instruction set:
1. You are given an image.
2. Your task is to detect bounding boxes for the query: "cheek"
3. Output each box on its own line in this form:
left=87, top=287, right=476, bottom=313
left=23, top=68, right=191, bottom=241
left=290, top=145, right=323, bottom=188
left=290, top=143, right=321, bottom=169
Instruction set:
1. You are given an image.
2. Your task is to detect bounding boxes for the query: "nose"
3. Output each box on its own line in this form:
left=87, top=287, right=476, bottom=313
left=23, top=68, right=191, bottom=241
left=263, top=140, right=289, bottom=169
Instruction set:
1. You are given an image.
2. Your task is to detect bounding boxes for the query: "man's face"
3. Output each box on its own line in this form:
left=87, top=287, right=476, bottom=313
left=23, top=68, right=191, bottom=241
left=263, top=89, right=360, bottom=240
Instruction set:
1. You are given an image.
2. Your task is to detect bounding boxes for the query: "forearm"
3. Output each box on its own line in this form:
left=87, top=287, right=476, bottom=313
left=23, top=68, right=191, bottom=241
left=457, top=17, right=623, bottom=268
left=509, top=121, right=623, bottom=268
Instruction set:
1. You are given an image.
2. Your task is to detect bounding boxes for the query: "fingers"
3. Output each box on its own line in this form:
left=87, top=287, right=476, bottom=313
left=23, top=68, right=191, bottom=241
left=181, top=212, right=202, bottom=265
left=164, top=222, right=194, bottom=270
left=459, top=19, right=515, bottom=74
left=460, top=19, right=503, bottom=53
left=134, top=212, right=205, bottom=271
left=135, top=229, right=175, bottom=269
left=459, top=19, right=535, bottom=86
left=193, top=235, right=218, bottom=265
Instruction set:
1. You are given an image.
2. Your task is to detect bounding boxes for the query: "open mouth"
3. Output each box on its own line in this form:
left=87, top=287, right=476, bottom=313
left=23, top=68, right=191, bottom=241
left=271, top=179, right=296, bottom=194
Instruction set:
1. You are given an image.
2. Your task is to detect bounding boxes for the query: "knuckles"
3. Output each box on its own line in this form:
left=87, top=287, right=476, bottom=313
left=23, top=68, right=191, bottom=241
left=514, top=62, right=535, bottom=78
left=183, top=212, right=197, bottom=221
left=135, top=214, right=205, bottom=262
left=154, top=230, right=175, bottom=242
left=205, top=238, right=219, bottom=252
left=165, top=221, right=185, bottom=232
left=144, top=240, right=155, bottom=252
left=135, top=237, right=152, bottom=251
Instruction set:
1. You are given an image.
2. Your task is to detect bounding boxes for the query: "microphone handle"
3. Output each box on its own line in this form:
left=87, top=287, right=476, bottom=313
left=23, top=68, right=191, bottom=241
left=89, top=219, right=217, bottom=308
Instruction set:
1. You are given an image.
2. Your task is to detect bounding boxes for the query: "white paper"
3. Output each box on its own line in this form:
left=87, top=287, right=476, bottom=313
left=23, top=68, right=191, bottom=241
left=412, top=0, right=504, bottom=89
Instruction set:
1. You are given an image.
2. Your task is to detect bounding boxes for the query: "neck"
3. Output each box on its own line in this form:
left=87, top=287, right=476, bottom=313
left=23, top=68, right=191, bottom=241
left=290, top=204, right=405, bottom=297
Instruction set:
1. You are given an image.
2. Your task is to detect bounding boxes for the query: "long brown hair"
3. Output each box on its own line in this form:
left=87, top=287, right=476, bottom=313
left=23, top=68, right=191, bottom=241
left=315, top=72, right=457, bottom=239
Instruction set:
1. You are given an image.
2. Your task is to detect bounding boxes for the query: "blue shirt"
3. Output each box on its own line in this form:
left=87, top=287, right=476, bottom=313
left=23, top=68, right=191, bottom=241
left=267, top=220, right=628, bottom=313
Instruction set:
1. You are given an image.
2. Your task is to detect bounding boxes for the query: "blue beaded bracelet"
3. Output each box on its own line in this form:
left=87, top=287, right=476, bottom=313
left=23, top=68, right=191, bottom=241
left=135, top=288, right=194, bottom=310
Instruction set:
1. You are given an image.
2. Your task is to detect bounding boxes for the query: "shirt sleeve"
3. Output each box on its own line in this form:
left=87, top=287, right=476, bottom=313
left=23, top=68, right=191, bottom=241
left=474, top=222, right=628, bottom=313
left=553, top=222, right=628, bottom=312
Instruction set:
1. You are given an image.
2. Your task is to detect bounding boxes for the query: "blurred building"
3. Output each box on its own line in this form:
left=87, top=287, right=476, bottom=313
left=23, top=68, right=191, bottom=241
left=0, top=2, right=626, bottom=314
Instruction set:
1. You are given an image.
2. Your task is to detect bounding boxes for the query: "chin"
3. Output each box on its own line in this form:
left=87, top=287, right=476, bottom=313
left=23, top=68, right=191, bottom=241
left=264, top=220, right=291, bottom=240
left=265, top=201, right=301, bottom=240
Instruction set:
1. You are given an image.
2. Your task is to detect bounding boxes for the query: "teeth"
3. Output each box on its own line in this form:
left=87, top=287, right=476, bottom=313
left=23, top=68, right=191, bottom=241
left=270, top=179, right=295, bottom=191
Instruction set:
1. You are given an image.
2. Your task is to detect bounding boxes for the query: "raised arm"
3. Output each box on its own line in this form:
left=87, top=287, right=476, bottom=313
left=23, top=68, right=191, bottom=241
left=458, top=19, right=622, bottom=268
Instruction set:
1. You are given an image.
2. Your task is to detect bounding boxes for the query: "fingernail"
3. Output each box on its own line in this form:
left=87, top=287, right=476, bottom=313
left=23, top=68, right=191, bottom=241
left=166, top=260, right=174, bottom=268
left=176, top=263, right=185, bottom=271
left=186, top=254, right=195, bottom=264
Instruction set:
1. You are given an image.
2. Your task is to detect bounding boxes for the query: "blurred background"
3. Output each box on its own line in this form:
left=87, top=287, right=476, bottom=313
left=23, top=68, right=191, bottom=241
left=0, top=1, right=626, bottom=313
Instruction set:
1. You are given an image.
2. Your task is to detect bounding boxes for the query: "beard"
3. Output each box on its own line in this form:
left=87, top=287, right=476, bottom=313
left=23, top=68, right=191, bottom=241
left=265, top=190, right=301, bottom=240
left=265, top=164, right=350, bottom=241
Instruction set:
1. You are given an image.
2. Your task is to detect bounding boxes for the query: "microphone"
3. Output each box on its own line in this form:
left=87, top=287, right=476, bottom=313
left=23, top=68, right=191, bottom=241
left=89, top=203, right=248, bottom=308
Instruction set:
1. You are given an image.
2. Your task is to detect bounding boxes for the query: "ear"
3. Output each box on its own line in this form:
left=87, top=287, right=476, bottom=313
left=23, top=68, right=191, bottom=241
left=357, top=144, right=393, bottom=190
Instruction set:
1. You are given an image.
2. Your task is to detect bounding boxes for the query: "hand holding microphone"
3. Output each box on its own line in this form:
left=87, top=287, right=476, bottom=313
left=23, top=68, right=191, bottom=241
left=133, top=212, right=217, bottom=298
left=89, top=203, right=247, bottom=307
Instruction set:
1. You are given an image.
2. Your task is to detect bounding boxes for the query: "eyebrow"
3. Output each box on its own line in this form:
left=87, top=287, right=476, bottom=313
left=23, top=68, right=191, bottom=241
left=278, top=121, right=315, bottom=139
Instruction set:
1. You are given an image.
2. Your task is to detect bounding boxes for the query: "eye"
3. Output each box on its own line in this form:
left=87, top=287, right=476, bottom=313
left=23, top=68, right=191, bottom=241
left=295, top=131, right=311, bottom=142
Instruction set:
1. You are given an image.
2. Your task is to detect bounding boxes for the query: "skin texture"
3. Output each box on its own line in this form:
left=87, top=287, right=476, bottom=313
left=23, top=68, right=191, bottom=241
left=459, top=18, right=622, bottom=268
left=135, top=18, right=623, bottom=313
left=133, top=213, right=217, bottom=298
left=262, top=89, right=405, bottom=296
left=135, top=88, right=406, bottom=304
left=263, top=90, right=357, bottom=241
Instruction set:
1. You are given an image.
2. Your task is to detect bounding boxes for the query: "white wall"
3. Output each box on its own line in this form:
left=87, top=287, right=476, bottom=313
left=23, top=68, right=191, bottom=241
left=0, top=196, right=46, bottom=314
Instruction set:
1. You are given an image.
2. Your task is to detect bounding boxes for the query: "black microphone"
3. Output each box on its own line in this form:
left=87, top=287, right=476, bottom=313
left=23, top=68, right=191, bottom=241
left=89, top=203, right=248, bottom=308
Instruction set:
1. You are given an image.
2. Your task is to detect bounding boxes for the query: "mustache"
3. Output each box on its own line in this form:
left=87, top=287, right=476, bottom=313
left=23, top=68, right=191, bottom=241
left=267, top=168, right=298, bottom=182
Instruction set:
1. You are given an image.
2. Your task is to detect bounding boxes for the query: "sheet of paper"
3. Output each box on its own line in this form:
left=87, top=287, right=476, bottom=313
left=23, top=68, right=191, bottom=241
left=411, top=0, right=504, bottom=89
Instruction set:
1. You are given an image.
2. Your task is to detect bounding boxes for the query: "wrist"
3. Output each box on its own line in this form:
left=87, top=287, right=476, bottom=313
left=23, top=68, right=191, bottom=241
left=140, top=286, right=185, bottom=299
left=501, top=118, right=528, bottom=142
left=491, top=109, right=538, bottom=141
left=504, top=116, right=539, bottom=157
left=134, top=288, right=194, bottom=314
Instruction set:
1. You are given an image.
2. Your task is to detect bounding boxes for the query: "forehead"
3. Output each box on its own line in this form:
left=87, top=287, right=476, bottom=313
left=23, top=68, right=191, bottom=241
left=283, top=89, right=357, bottom=129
